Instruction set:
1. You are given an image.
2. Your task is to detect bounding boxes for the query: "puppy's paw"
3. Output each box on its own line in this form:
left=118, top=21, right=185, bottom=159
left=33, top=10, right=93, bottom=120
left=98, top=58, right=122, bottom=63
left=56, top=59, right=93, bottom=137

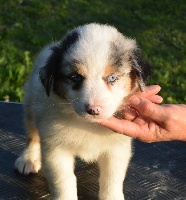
left=15, top=142, right=41, bottom=175
left=15, top=156, right=41, bottom=175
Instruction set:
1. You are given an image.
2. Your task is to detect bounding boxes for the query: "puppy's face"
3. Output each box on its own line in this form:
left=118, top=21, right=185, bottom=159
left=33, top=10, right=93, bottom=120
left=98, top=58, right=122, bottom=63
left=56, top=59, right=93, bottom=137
left=40, top=24, right=151, bottom=121
left=56, top=62, right=133, bottom=121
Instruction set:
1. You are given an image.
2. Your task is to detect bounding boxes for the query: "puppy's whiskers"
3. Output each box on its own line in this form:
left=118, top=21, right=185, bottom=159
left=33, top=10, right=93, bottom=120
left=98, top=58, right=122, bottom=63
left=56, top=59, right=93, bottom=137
left=69, top=97, right=86, bottom=102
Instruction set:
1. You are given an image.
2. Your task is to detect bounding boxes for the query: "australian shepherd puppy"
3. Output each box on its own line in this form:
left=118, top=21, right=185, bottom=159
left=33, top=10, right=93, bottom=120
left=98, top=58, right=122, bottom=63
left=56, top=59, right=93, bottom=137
left=15, top=23, right=151, bottom=200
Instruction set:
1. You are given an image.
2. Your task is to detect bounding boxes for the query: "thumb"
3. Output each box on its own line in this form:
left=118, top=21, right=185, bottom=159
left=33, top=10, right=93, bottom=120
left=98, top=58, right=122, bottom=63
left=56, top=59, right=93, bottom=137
left=129, top=95, right=166, bottom=123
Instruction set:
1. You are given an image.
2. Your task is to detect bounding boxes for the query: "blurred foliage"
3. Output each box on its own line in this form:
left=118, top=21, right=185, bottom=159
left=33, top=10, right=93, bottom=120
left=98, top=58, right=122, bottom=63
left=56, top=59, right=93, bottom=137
left=0, top=0, right=185, bottom=102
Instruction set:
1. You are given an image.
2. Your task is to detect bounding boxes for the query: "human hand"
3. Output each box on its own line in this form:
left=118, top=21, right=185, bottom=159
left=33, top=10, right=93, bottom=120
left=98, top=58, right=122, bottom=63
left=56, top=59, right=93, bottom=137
left=100, top=86, right=186, bottom=142
left=131, top=85, right=163, bottom=103
left=123, top=85, right=163, bottom=121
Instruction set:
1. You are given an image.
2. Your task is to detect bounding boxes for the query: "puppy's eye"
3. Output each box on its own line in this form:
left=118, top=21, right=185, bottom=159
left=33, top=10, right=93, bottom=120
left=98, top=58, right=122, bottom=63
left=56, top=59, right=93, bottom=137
left=69, top=73, right=84, bottom=83
left=106, top=74, right=118, bottom=83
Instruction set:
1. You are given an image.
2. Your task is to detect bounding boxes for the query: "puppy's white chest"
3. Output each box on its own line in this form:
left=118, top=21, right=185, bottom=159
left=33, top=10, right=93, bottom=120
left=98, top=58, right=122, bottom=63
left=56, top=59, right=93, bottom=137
left=59, top=119, right=131, bottom=162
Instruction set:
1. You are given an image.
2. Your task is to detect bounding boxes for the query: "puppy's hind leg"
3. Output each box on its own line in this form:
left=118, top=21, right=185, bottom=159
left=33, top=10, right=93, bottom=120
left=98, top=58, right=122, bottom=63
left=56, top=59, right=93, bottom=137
left=15, top=105, right=41, bottom=175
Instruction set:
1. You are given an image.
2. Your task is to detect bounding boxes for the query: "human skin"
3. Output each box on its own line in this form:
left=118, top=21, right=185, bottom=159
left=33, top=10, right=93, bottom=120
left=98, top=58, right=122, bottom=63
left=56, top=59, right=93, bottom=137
left=100, top=85, right=186, bottom=143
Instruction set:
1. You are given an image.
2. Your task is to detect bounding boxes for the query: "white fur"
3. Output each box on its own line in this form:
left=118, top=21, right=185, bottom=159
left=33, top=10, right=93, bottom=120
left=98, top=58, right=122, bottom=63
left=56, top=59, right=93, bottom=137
left=14, top=23, right=141, bottom=200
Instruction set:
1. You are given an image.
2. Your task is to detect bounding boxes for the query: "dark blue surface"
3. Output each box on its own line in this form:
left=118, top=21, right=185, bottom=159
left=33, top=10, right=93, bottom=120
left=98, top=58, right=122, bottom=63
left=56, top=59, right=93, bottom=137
left=0, top=102, right=186, bottom=199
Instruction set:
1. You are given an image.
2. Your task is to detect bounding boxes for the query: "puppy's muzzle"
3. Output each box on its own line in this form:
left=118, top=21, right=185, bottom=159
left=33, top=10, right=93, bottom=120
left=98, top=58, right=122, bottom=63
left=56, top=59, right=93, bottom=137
left=87, top=105, right=102, bottom=115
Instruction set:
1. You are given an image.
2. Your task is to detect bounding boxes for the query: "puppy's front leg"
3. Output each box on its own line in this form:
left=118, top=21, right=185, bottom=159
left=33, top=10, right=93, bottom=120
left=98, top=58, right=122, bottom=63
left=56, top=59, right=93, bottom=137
left=98, top=149, right=131, bottom=200
left=42, top=147, right=77, bottom=200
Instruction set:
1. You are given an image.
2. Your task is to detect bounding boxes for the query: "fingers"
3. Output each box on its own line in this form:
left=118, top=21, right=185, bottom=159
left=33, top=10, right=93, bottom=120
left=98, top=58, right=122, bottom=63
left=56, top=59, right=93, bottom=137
left=124, top=94, right=163, bottom=121
left=136, top=85, right=161, bottom=97
left=99, top=117, right=140, bottom=137
left=129, top=95, right=167, bottom=123
left=123, top=107, right=138, bottom=121
left=147, top=94, right=163, bottom=104
left=124, top=85, right=163, bottom=121
left=136, top=85, right=163, bottom=104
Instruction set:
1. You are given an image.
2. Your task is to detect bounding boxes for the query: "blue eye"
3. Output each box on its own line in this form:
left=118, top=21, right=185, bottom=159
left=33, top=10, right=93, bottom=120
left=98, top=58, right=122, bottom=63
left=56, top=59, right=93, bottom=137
left=69, top=73, right=84, bottom=83
left=107, top=74, right=118, bottom=83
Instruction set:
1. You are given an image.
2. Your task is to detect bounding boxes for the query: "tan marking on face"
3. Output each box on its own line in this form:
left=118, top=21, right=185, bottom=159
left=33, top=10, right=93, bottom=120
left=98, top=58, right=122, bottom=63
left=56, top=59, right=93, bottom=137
left=76, top=65, right=87, bottom=77
left=104, top=65, right=117, bottom=77
left=124, top=70, right=139, bottom=101
left=125, top=75, right=133, bottom=94
left=130, top=70, right=138, bottom=91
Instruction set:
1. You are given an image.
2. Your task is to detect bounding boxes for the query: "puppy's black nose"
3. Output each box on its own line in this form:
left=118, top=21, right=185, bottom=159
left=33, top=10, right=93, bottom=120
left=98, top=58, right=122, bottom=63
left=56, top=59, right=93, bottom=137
left=87, top=105, right=102, bottom=115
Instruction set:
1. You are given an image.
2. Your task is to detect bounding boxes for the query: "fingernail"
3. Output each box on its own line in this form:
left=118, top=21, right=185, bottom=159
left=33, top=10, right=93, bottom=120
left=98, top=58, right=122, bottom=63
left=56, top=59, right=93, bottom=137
left=157, top=85, right=161, bottom=92
left=129, top=96, right=140, bottom=105
left=153, top=85, right=161, bottom=92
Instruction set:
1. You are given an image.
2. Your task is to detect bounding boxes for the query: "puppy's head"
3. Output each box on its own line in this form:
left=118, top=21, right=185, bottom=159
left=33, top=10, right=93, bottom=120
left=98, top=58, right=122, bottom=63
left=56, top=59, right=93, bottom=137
left=39, top=23, right=151, bottom=121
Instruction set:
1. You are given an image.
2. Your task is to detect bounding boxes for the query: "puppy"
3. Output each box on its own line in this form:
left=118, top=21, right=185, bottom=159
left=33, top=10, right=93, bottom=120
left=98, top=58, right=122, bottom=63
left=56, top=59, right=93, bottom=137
left=15, top=23, right=151, bottom=200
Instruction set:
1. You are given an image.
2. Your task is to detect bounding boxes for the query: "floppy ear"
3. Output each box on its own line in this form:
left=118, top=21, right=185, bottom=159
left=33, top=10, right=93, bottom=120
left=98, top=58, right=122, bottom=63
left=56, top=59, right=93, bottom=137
left=39, top=31, right=79, bottom=96
left=39, top=45, right=62, bottom=96
left=131, top=49, right=152, bottom=91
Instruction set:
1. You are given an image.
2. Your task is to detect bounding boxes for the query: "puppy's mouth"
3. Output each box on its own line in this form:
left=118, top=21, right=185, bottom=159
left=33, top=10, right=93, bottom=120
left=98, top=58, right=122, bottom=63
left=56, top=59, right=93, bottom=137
left=72, top=104, right=105, bottom=122
left=80, top=104, right=122, bottom=122
left=83, top=114, right=110, bottom=123
left=72, top=97, right=129, bottom=122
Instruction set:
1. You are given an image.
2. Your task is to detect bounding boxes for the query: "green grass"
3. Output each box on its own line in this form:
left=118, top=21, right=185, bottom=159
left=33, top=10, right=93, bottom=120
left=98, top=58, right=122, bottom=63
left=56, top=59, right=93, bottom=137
left=0, top=0, right=185, bottom=103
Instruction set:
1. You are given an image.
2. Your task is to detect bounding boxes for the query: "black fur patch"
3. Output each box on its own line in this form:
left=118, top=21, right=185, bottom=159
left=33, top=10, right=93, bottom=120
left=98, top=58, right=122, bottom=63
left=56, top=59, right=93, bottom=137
left=131, top=49, right=152, bottom=82
left=130, top=49, right=152, bottom=91
left=72, top=82, right=84, bottom=91
left=109, top=42, right=125, bottom=67
left=39, top=30, right=79, bottom=96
